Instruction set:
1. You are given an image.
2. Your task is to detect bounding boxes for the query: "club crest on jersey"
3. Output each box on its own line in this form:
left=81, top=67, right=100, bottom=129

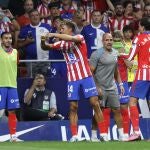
left=44, top=95, right=49, bottom=100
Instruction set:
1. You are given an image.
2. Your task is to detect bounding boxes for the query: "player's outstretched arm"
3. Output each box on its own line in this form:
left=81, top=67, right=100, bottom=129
left=47, top=33, right=82, bottom=43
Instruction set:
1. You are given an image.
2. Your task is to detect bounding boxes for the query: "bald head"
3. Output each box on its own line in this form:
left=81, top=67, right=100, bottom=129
left=102, top=33, right=113, bottom=51
left=102, top=33, right=112, bottom=41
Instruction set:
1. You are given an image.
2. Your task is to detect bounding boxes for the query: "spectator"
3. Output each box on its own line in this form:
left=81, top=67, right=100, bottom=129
left=0, top=9, right=20, bottom=33
left=18, top=9, right=53, bottom=76
left=0, top=32, right=22, bottom=142
left=23, top=73, right=64, bottom=121
left=72, top=10, right=87, bottom=34
left=17, top=0, right=34, bottom=28
left=144, top=3, right=150, bottom=17
left=37, top=0, right=51, bottom=24
left=129, top=6, right=143, bottom=35
left=81, top=10, right=109, bottom=58
left=109, top=2, right=131, bottom=32
left=48, top=2, right=61, bottom=25
left=89, top=33, right=125, bottom=141
left=80, top=0, right=94, bottom=23
left=123, top=0, right=134, bottom=19
left=60, top=0, right=76, bottom=19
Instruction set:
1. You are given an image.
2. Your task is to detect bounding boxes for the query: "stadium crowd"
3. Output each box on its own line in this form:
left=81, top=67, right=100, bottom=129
left=0, top=0, right=149, bottom=142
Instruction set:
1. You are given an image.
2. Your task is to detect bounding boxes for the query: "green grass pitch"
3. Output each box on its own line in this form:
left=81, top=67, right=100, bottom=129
left=0, top=141, right=150, bottom=150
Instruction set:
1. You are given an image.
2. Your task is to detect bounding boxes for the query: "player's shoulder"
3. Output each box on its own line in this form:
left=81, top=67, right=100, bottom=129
left=112, top=48, right=119, bottom=57
left=74, top=34, right=84, bottom=41
left=82, top=24, right=92, bottom=32
left=91, top=47, right=104, bottom=58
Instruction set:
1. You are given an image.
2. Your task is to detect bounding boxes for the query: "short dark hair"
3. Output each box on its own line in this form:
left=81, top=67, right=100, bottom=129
left=53, top=16, right=63, bottom=22
left=144, top=3, right=150, bottom=10
left=123, top=25, right=134, bottom=33
left=48, top=2, right=60, bottom=9
left=1, top=32, right=12, bottom=38
left=123, top=0, right=133, bottom=8
left=140, top=17, right=150, bottom=31
left=91, top=10, right=101, bottom=16
left=34, top=73, right=46, bottom=80
left=63, top=19, right=76, bottom=32
left=115, top=2, right=123, bottom=8
left=28, top=9, right=39, bottom=16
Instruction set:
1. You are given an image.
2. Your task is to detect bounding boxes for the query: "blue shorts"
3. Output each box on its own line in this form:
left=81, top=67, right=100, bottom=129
left=130, top=80, right=150, bottom=100
left=117, top=82, right=129, bottom=104
left=67, top=76, right=98, bottom=100
left=0, top=87, right=20, bottom=110
left=50, top=62, right=67, bottom=78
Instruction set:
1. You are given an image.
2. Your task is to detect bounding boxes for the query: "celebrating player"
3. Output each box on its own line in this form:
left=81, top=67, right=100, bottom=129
left=41, top=20, right=105, bottom=142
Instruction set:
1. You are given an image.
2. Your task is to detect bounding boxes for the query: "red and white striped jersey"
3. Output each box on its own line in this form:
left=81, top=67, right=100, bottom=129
left=122, top=33, right=150, bottom=81
left=109, top=16, right=131, bottom=32
left=83, top=1, right=94, bottom=23
left=0, top=21, right=12, bottom=32
left=51, top=35, right=92, bottom=81
left=37, top=4, right=51, bottom=24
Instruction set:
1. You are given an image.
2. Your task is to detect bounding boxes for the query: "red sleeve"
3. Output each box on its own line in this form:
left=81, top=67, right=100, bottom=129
left=127, top=37, right=139, bottom=61
left=74, top=34, right=84, bottom=41
left=52, top=41, right=73, bottom=52
left=51, top=41, right=62, bottom=49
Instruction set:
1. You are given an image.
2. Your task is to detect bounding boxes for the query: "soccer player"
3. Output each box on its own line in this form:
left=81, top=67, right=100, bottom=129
left=90, top=33, right=125, bottom=141
left=0, top=32, right=22, bottom=142
left=41, top=20, right=105, bottom=142
left=120, top=17, right=150, bottom=141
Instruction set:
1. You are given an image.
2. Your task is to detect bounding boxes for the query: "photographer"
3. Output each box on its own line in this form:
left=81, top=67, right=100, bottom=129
left=23, top=73, right=64, bottom=121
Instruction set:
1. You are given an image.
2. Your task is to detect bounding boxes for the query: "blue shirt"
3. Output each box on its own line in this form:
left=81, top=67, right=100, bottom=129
left=19, top=23, right=53, bottom=59
left=81, top=23, right=109, bottom=58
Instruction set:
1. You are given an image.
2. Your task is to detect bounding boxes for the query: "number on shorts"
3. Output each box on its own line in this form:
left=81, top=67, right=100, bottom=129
left=68, top=85, right=73, bottom=93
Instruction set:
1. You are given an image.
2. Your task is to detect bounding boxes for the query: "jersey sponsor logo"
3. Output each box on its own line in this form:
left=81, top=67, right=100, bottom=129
left=142, top=65, right=149, bottom=69
left=10, top=99, right=19, bottom=103
left=89, top=33, right=94, bottom=36
left=85, top=87, right=96, bottom=93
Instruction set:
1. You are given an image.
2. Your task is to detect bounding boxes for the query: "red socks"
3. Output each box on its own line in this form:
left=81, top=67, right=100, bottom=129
left=70, top=124, right=77, bottom=136
left=8, top=113, right=17, bottom=135
left=121, top=108, right=130, bottom=134
left=97, top=108, right=111, bottom=134
left=97, top=120, right=107, bottom=134
left=103, top=108, right=111, bottom=133
left=129, top=106, right=139, bottom=132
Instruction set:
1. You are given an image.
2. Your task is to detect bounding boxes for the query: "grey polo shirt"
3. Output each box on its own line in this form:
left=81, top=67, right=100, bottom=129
left=89, top=47, right=118, bottom=90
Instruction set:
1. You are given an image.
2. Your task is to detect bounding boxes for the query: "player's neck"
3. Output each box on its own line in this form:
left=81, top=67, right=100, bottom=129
left=1, top=45, right=12, bottom=52
left=91, top=22, right=101, bottom=28
left=105, top=48, right=112, bottom=53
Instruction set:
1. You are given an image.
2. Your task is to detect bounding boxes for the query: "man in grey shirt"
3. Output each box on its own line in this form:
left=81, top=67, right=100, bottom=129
left=90, top=33, right=125, bottom=141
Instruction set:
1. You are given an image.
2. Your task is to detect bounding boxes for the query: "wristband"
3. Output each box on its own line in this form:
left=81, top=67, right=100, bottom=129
left=119, top=83, right=123, bottom=86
